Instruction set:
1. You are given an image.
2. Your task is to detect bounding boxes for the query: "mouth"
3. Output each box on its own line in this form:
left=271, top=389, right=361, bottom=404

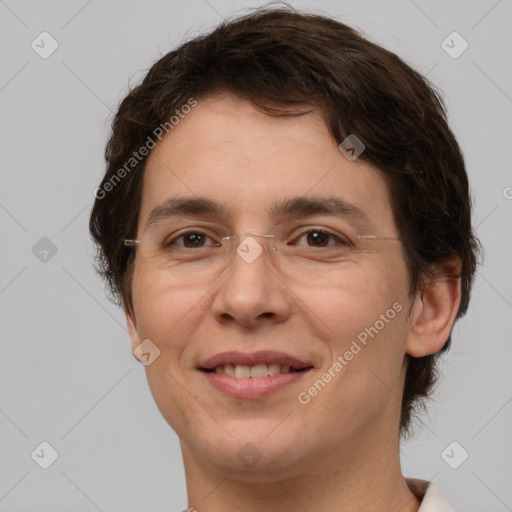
left=198, top=350, right=314, bottom=377
left=198, top=351, right=314, bottom=398
left=200, top=363, right=312, bottom=378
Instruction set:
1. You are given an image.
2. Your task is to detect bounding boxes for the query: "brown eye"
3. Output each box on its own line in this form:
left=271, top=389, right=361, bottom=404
left=295, top=229, right=349, bottom=248
left=165, top=231, right=216, bottom=249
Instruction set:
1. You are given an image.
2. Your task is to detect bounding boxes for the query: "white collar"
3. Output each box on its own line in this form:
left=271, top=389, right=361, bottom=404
left=406, top=478, right=456, bottom=511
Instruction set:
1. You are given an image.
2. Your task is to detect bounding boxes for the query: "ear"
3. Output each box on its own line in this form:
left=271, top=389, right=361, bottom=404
left=405, top=256, right=462, bottom=357
left=125, top=307, right=143, bottom=363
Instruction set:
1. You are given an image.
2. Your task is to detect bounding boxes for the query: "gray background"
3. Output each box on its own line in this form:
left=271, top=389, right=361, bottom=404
left=1, top=0, right=511, bottom=510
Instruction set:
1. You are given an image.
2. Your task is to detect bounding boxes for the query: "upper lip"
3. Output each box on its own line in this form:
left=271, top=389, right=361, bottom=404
left=199, top=351, right=314, bottom=370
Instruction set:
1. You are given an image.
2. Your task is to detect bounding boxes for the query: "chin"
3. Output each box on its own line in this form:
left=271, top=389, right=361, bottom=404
left=185, top=425, right=312, bottom=477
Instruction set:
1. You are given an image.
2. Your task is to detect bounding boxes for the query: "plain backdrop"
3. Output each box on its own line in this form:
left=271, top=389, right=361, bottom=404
left=1, top=0, right=511, bottom=511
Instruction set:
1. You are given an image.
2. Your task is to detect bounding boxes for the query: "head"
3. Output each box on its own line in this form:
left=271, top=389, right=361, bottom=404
left=89, top=6, right=480, bottom=469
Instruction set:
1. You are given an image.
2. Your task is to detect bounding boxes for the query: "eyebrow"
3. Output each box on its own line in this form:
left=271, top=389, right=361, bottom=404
left=145, top=195, right=374, bottom=230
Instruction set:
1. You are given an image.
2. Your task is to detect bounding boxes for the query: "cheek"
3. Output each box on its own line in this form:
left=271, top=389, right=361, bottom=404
left=299, top=299, right=408, bottom=439
left=302, top=256, right=408, bottom=339
left=301, top=261, right=410, bottom=397
left=130, top=265, right=207, bottom=355
left=130, top=267, right=208, bottom=431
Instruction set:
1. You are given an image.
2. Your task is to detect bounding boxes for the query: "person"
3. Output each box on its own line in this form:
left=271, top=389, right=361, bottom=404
left=89, top=6, right=480, bottom=511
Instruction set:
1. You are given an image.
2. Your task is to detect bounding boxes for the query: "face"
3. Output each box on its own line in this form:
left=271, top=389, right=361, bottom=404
left=126, top=93, right=415, bottom=477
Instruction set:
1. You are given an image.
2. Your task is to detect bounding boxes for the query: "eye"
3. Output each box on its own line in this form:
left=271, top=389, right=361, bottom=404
left=293, top=229, right=350, bottom=248
left=165, top=231, right=218, bottom=249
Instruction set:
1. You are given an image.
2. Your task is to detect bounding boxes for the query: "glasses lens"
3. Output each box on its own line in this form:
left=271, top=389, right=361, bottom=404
left=132, top=220, right=400, bottom=286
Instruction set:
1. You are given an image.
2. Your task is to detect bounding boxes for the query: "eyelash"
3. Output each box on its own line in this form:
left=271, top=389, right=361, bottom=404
left=164, top=228, right=351, bottom=249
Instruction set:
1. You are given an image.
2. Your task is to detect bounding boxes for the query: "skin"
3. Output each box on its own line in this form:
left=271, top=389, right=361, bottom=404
left=125, top=93, right=461, bottom=511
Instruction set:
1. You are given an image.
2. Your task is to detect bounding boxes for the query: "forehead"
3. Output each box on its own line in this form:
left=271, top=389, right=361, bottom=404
left=139, top=93, right=396, bottom=233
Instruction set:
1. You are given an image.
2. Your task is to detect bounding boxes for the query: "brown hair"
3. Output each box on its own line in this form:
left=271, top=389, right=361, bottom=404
left=89, top=6, right=481, bottom=436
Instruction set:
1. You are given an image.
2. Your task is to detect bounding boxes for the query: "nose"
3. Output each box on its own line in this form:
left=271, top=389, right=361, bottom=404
left=210, top=235, right=292, bottom=329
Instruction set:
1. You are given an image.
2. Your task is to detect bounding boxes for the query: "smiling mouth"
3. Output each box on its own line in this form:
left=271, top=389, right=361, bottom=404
left=200, top=363, right=313, bottom=379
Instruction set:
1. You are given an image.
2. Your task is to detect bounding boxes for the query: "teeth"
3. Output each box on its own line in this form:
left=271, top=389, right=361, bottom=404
left=235, top=365, right=251, bottom=378
left=250, top=364, right=268, bottom=378
left=268, top=363, right=281, bottom=376
left=214, top=363, right=298, bottom=378
left=224, top=364, right=235, bottom=377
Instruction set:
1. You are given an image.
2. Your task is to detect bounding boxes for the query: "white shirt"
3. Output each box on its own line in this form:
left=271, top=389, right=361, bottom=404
left=407, top=478, right=456, bottom=511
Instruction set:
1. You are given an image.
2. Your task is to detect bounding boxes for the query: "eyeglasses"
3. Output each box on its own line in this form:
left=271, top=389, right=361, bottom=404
left=123, top=219, right=402, bottom=286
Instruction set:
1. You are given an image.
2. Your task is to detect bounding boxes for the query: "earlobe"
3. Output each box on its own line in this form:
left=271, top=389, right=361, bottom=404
left=125, top=308, right=143, bottom=363
left=405, top=256, right=462, bottom=358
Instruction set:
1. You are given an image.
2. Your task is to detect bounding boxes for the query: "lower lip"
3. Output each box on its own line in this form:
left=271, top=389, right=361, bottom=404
left=201, top=370, right=311, bottom=399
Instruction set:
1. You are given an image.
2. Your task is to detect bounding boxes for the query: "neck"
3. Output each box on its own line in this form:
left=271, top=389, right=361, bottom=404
left=181, top=430, right=421, bottom=512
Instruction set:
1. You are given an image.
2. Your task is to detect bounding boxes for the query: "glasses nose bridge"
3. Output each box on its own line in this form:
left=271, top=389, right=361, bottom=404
left=225, top=232, right=280, bottom=264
